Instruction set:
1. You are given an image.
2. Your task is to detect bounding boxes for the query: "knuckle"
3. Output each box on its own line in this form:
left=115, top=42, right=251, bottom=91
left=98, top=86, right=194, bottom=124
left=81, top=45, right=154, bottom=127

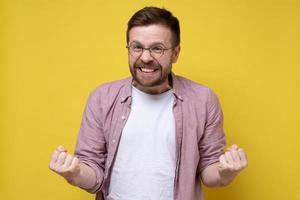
left=238, top=148, right=245, bottom=154
left=49, top=163, right=54, bottom=170
left=54, top=163, right=62, bottom=171
left=56, top=166, right=64, bottom=173
left=228, top=164, right=234, bottom=170
left=52, top=164, right=58, bottom=172
left=67, top=154, right=72, bottom=159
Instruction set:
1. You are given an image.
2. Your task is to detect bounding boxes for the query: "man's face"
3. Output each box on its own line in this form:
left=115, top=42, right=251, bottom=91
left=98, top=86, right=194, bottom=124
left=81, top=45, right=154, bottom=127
left=127, top=24, right=180, bottom=93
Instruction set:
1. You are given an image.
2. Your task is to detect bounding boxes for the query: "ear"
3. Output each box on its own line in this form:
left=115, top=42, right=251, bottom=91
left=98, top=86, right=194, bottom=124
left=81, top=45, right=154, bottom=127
left=171, top=45, right=181, bottom=64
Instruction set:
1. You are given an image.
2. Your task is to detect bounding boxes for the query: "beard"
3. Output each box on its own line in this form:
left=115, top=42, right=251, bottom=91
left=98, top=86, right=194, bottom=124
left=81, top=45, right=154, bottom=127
left=129, top=59, right=171, bottom=88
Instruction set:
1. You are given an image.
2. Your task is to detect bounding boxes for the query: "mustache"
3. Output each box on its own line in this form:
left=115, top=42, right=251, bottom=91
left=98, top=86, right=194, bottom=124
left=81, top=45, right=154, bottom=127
left=133, top=61, right=161, bottom=69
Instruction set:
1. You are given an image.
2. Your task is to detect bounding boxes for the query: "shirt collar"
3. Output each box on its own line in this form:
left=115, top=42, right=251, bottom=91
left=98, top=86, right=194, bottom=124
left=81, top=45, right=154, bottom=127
left=170, top=72, right=184, bottom=101
left=120, top=71, right=184, bottom=104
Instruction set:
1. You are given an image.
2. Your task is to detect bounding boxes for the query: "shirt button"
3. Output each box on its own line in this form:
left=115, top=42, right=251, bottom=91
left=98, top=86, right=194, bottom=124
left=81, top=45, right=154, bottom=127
left=121, top=97, right=125, bottom=101
left=112, top=139, right=116, bottom=143
left=121, top=115, right=126, bottom=120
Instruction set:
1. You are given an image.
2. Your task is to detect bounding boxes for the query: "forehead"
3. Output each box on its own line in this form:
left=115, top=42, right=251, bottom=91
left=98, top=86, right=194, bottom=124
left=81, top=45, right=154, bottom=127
left=128, top=24, right=173, bottom=46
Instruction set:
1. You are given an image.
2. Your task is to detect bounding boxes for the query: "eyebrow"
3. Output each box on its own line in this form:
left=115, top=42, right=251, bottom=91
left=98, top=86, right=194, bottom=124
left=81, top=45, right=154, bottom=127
left=130, top=40, right=167, bottom=47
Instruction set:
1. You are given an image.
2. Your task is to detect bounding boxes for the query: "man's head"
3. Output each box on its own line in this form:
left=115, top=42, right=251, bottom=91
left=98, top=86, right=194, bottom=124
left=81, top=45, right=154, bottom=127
left=127, top=7, right=180, bottom=47
left=126, top=7, right=181, bottom=94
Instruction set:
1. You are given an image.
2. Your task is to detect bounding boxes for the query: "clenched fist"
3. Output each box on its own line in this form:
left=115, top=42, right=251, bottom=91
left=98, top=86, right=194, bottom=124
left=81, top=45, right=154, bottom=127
left=49, top=145, right=81, bottom=185
left=218, top=144, right=248, bottom=184
left=49, top=145, right=97, bottom=189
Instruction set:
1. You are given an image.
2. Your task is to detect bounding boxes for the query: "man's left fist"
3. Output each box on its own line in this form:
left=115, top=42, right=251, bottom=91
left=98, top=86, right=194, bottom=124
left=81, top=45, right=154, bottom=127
left=218, top=144, right=248, bottom=177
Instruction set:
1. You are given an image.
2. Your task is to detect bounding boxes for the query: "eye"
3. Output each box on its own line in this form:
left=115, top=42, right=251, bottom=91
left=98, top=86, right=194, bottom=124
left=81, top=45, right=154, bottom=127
left=151, top=46, right=164, bottom=53
left=131, top=44, right=143, bottom=52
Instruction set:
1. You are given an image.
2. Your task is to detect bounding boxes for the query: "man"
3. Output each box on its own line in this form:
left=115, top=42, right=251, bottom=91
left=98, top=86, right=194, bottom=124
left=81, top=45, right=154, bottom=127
left=49, top=6, right=247, bottom=200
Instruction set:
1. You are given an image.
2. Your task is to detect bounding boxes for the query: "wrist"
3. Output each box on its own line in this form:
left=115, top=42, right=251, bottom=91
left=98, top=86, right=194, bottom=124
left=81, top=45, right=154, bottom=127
left=64, top=163, right=82, bottom=186
left=218, top=169, right=238, bottom=186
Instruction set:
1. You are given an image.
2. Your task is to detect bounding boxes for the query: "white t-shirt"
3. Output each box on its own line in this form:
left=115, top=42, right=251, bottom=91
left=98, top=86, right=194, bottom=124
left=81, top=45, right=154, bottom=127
left=107, top=86, right=176, bottom=200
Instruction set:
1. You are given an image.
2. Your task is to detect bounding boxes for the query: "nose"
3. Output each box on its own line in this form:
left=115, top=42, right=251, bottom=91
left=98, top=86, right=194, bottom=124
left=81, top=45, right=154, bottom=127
left=140, top=49, right=154, bottom=63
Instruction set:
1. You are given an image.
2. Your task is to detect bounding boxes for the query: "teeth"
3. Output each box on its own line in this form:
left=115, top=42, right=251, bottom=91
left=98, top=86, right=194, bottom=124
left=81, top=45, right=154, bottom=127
left=140, top=68, right=155, bottom=73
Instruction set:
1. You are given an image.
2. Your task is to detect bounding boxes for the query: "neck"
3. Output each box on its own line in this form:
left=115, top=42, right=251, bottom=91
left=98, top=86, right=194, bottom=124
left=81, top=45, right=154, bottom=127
left=133, top=79, right=172, bottom=95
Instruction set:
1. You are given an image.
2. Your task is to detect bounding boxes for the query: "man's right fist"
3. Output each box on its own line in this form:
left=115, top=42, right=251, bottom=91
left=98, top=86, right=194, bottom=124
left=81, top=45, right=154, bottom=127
left=49, top=145, right=81, bottom=183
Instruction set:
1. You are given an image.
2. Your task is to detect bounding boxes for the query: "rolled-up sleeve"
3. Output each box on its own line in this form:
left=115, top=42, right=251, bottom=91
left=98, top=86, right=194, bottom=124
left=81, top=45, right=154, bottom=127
left=74, top=89, right=107, bottom=193
left=198, top=89, right=226, bottom=172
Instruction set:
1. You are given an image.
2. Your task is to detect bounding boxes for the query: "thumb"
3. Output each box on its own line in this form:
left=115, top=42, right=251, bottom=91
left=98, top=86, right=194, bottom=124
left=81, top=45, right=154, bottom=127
left=218, top=154, right=230, bottom=171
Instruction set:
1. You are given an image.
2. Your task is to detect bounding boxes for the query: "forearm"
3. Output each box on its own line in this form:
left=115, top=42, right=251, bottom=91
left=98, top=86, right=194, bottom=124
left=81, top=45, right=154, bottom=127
left=65, top=162, right=97, bottom=190
left=201, top=162, right=237, bottom=187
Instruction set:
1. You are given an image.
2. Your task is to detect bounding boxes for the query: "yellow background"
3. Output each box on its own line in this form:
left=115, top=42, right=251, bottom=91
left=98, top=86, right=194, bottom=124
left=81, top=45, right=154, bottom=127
left=1, top=0, right=299, bottom=200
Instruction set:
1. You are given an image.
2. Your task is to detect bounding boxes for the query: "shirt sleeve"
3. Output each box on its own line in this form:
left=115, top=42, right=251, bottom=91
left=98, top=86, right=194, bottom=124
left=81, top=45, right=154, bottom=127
left=198, top=89, right=226, bottom=172
left=74, top=89, right=107, bottom=193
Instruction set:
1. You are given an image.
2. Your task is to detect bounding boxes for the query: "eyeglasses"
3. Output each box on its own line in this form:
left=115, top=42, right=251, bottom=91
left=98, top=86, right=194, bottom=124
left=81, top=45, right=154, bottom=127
left=126, top=43, right=173, bottom=59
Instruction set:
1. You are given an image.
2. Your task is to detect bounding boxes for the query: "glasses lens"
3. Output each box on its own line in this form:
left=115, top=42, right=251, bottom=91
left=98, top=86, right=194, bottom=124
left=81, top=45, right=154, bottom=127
left=127, top=44, right=167, bottom=58
left=151, top=46, right=164, bottom=54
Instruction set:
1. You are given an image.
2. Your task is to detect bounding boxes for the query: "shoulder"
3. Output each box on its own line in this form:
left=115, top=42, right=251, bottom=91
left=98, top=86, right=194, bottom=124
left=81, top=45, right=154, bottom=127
left=87, top=77, right=131, bottom=103
left=174, top=75, right=218, bottom=103
left=95, top=77, right=131, bottom=91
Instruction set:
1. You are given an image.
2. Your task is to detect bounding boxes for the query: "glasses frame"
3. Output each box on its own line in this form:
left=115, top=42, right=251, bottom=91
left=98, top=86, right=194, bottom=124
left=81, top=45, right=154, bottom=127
left=126, top=43, right=174, bottom=59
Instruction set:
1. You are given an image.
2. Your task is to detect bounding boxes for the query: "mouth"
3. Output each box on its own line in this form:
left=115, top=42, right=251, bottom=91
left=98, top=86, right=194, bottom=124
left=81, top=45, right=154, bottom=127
left=138, top=67, right=159, bottom=73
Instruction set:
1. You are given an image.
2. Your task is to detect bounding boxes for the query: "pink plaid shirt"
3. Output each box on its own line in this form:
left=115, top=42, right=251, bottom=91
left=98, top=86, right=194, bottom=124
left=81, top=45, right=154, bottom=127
left=75, top=73, right=226, bottom=200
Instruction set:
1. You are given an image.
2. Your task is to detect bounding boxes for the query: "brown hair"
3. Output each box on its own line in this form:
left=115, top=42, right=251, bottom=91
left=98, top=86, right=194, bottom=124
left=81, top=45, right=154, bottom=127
left=126, top=6, right=180, bottom=46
